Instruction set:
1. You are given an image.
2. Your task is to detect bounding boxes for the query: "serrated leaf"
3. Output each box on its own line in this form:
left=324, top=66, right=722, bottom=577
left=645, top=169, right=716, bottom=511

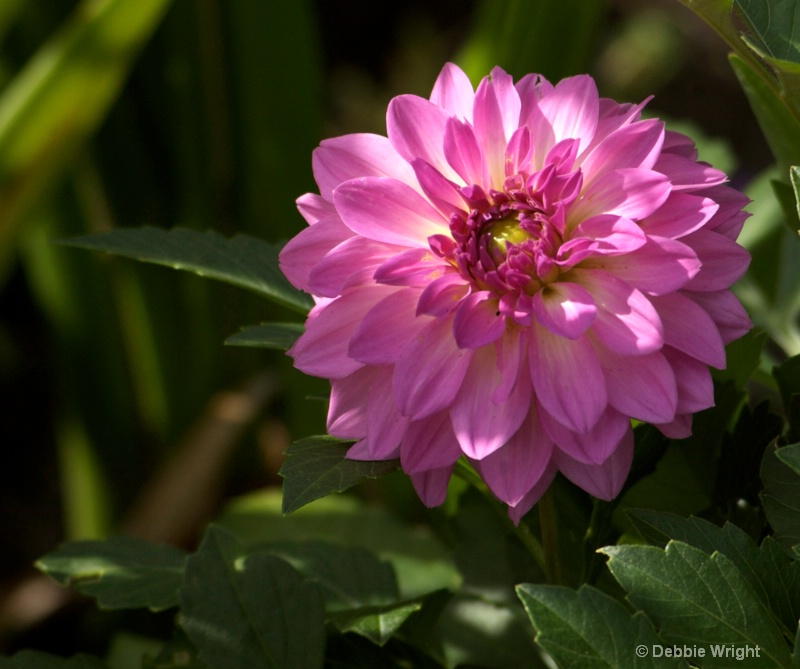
left=0, top=651, right=106, bottom=669
left=628, top=510, right=800, bottom=636
left=279, top=436, right=398, bottom=514
left=328, top=598, right=425, bottom=647
left=62, top=228, right=312, bottom=314
left=180, top=525, right=325, bottom=669
left=600, top=542, right=792, bottom=667
left=35, top=536, right=187, bottom=612
left=517, top=584, right=685, bottom=669
left=267, top=541, right=398, bottom=611
left=224, top=322, right=303, bottom=350
left=762, top=441, right=800, bottom=549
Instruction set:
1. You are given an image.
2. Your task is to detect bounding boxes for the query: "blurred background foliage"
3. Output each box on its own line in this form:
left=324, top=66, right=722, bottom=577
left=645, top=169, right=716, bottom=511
left=0, top=0, right=784, bottom=660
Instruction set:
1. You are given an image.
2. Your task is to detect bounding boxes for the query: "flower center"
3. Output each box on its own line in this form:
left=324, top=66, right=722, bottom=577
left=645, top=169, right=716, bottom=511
left=487, top=216, right=534, bottom=256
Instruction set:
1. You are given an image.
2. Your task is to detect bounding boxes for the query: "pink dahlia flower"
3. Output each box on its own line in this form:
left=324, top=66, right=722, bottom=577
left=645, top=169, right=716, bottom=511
left=280, top=63, right=751, bottom=522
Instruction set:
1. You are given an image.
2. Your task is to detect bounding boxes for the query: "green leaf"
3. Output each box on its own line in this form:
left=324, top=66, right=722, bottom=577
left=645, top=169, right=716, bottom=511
left=517, top=584, right=684, bottom=669
left=735, top=0, right=800, bottom=64
left=218, top=491, right=461, bottom=600
left=730, top=54, right=800, bottom=175
left=0, top=652, right=106, bottom=669
left=266, top=541, right=399, bottom=610
left=35, top=536, right=187, bottom=611
left=628, top=510, right=800, bottom=636
left=777, top=443, right=800, bottom=475
left=62, top=228, right=312, bottom=314
left=433, top=593, right=548, bottom=669
left=328, top=598, right=426, bottom=647
left=280, top=435, right=399, bottom=514
left=180, top=525, right=325, bottom=669
left=600, top=542, right=792, bottom=667
left=224, top=322, right=303, bottom=350
left=761, top=441, right=800, bottom=549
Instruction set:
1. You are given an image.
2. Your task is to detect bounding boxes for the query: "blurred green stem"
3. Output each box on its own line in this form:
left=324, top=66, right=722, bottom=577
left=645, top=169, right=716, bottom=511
left=538, top=487, right=562, bottom=585
left=454, top=459, right=547, bottom=576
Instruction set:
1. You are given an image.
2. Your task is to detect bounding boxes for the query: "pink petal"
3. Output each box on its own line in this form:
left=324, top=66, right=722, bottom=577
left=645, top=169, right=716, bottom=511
left=387, top=94, right=458, bottom=180
left=537, top=75, right=599, bottom=156
left=296, top=193, right=336, bottom=224
left=664, top=347, right=715, bottom=415
left=410, top=465, right=456, bottom=508
left=594, top=347, right=678, bottom=424
left=540, top=406, right=630, bottom=465
left=530, top=324, right=607, bottom=433
left=279, top=216, right=354, bottom=292
left=429, top=62, right=474, bottom=121
left=493, top=328, right=528, bottom=403
left=450, top=345, right=532, bottom=459
left=393, top=315, right=474, bottom=419
left=569, top=168, right=671, bottom=222
left=473, top=406, right=554, bottom=506
left=473, top=68, right=520, bottom=186
left=582, top=236, right=701, bottom=295
left=443, top=118, right=486, bottom=187
left=349, top=288, right=430, bottom=365
left=289, top=285, right=398, bottom=378
left=309, top=236, right=401, bottom=297
left=558, top=217, right=645, bottom=269
left=417, top=273, right=471, bottom=317
left=555, top=428, right=634, bottom=500
left=453, top=291, right=506, bottom=348
left=640, top=192, right=718, bottom=239
left=572, top=269, right=663, bottom=355
left=334, top=177, right=448, bottom=247
left=649, top=292, right=726, bottom=368
left=516, top=73, right=554, bottom=131
left=584, top=98, right=650, bottom=155
left=705, top=185, right=751, bottom=239
left=327, top=367, right=376, bottom=438
left=682, top=229, right=751, bottom=292
left=313, top=133, right=418, bottom=200
left=686, top=290, right=752, bottom=344
left=411, top=158, right=467, bottom=218
left=346, top=439, right=379, bottom=460
left=366, top=367, right=410, bottom=459
left=579, top=118, right=664, bottom=184
left=374, top=247, right=451, bottom=287
left=662, top=130, right=698, bottom=159
left=401, top=411, right=462, bottom=473
left=655, top=413, right=693, bottom=439
left=532, top=282, right=597, bottom=339
left=655, top=153, right=727, bottom=190
left=507, top=462, right=558, bottom=525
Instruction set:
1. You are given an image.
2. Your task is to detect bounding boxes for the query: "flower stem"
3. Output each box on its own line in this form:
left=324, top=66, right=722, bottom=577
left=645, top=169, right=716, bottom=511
left=453, top=459, right=547, bottom=574
left=538, top=486, right=562, bottom=585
